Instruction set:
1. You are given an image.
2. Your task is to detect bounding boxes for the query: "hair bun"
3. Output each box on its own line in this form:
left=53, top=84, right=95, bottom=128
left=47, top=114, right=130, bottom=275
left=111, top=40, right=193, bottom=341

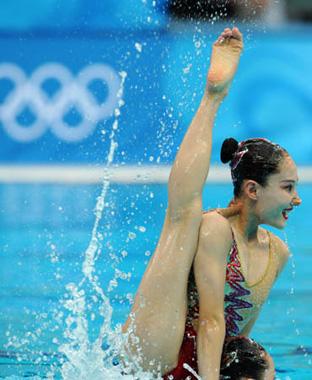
left=220, top=138, right=239, bottom=164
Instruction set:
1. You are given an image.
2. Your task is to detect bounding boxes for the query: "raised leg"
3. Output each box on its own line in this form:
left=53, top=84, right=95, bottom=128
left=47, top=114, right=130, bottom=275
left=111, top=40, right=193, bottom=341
left=122, top=27, right=243, bottom=376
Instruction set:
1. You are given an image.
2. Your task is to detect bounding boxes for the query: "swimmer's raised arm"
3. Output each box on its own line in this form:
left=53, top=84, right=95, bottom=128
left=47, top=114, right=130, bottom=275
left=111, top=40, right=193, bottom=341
left=193, top=212, right=233, bottom=380
left=168, top=27, right=243, bottom=221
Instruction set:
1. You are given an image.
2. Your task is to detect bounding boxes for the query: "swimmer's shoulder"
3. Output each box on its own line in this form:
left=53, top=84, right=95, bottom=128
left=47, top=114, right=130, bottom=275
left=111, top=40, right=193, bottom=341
left=199, top=210, right=233, bottom=251
left=260, top=227, right=290, bottom=272
left=202, top=208, right=233, bottom=227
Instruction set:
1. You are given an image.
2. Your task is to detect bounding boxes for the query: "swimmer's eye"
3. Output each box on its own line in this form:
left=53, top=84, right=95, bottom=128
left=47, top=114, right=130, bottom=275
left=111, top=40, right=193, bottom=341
left=283, top=185, right=294, bottom=192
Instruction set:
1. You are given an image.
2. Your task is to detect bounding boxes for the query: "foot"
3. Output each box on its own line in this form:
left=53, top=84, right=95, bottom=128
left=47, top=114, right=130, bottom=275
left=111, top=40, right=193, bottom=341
left=207, top=27, right=243, bottom=95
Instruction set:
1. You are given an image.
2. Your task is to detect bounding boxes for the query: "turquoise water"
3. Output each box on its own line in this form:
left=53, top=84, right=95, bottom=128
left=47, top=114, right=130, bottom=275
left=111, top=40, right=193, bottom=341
left=0, top=182, right=311, bottom=379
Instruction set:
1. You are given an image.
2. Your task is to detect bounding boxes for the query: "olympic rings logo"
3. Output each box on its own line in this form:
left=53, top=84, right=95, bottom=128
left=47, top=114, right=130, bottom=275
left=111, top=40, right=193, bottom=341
left=0, top=63, right=121, bottom=142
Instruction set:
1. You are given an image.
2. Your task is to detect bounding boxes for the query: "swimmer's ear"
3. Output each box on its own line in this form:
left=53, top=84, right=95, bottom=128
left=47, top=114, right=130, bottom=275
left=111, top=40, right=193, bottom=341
left=242, top=180, right=258, bottom=200
left=216, top=201, right=243, bottom=218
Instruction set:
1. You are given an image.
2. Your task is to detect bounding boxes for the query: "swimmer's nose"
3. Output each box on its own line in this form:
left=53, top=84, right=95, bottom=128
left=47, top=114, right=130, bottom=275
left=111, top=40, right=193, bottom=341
left=292, top=196, right=301, bottom=207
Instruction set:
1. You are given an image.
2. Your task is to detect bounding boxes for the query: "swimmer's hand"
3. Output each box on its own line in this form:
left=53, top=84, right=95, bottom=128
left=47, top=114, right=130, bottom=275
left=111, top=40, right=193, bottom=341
left=207, top=27, right=243, bottom=98
left=215, top=200, right=243, bottom=219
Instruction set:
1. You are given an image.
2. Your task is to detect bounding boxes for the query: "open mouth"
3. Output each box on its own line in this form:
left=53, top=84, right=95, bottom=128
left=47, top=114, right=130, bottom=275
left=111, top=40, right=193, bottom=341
left=282, top=207, right=293, bottom=220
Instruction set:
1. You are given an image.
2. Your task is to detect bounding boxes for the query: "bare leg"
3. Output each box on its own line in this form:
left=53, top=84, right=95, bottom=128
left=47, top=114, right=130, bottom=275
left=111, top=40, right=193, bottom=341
left=122, top=27, right=243, bottom=375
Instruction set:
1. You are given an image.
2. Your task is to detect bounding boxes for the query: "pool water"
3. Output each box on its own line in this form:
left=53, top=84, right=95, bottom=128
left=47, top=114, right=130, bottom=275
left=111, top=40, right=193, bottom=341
left=0, top=183, right=311, bottom=379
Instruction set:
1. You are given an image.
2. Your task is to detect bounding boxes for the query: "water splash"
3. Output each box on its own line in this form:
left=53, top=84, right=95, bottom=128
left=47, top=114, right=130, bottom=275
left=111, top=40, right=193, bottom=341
left=55, top=71, right=156, bottom=380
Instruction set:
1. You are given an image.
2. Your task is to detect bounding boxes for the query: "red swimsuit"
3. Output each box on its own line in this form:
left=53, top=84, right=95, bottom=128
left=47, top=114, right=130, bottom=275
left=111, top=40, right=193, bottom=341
left=163, top=323, right=198, bottom=380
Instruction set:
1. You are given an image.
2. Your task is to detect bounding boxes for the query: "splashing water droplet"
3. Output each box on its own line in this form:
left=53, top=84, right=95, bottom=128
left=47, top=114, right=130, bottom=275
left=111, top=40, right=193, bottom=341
left=183, top=63, right=192, bottom=74
left=135, top=43, right=142, bottom=53
left=128, top=232, right=137, bottom=240
left=194, top=40, right=201, bottom=49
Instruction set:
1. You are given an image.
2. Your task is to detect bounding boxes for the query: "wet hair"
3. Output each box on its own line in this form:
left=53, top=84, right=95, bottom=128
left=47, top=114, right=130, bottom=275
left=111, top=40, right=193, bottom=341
left=220, top=336, right=269, bottom=379
left=220, top=137, right=288, bottom=197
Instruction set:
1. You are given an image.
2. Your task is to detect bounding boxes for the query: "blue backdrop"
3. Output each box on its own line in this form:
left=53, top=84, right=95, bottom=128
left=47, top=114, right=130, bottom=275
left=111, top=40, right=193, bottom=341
left=1, top=3, right=312, bottom=166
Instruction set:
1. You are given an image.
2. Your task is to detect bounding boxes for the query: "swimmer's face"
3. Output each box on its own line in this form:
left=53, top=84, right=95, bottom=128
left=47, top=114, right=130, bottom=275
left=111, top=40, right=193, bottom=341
left=254, top=155, right=301, bottom=229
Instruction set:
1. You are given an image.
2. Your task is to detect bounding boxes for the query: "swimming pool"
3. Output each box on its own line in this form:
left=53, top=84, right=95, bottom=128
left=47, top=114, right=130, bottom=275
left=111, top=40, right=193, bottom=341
left=0, top=182, right=311, bottom=379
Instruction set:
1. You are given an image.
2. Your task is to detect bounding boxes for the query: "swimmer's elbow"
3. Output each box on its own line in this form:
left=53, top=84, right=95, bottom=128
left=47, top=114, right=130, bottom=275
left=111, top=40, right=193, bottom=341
left=198, top=315, right=226, bottom=337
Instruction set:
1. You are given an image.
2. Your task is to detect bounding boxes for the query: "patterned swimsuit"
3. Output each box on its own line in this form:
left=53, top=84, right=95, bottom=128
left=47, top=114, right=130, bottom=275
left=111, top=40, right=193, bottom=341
left=163, top=229, right=279, bottom=379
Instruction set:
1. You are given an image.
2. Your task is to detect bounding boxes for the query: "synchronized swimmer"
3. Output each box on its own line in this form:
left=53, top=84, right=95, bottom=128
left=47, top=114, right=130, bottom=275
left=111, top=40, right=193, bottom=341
left=122, top=27, right=301, bottom=380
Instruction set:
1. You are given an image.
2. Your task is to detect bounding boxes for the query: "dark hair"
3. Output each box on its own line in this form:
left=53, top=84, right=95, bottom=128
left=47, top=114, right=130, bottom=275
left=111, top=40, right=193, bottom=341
left=220, top=336, right=269, bottom=379
left=220, top=137, right=288, bottom=197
